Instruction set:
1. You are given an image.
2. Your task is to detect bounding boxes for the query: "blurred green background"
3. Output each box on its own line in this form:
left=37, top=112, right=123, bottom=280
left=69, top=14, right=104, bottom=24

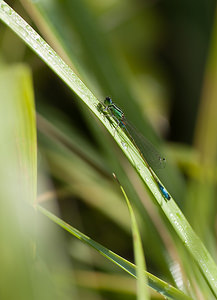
left=0, top=0, right=217, bottom=299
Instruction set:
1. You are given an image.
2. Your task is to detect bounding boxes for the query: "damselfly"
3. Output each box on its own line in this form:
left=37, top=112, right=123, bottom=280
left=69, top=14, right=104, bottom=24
left=103, top=96, right=170, bottom=200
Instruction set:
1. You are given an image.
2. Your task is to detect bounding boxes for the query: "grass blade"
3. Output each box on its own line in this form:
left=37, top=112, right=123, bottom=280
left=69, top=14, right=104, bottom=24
left=0, top=63, right=37, bottom=299
left=38, top=205, right=192, bottom=300
left=113, top=173, right=150, bottom=300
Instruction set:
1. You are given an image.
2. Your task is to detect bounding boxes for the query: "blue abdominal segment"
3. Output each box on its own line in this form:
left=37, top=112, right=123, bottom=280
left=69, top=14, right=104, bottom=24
left=157, top=182, right=171, bottom=200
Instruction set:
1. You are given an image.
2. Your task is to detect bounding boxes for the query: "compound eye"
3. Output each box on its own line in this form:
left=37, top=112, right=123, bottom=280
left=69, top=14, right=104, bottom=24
left=105, top=96, right=112, bottom=104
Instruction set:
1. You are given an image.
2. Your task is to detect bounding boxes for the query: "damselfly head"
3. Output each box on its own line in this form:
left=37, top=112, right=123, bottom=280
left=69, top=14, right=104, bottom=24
left=104, top=96, right=112, bottom=106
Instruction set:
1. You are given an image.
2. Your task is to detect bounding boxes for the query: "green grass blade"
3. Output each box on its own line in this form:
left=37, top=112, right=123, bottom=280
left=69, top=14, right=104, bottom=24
left=113, top=174, right=150, bottom=300
left=37, top=205, right=192, bottom=300
left=0, top=63, right=37, bottom=203
left=0, top=63, right=37, bottom=299
left=1, top=2, right=217, bottom=296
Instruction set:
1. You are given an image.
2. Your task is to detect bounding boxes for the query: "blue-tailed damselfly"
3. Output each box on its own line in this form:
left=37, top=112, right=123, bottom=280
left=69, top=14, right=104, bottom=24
left=103, top=96, right=170, bottom=200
